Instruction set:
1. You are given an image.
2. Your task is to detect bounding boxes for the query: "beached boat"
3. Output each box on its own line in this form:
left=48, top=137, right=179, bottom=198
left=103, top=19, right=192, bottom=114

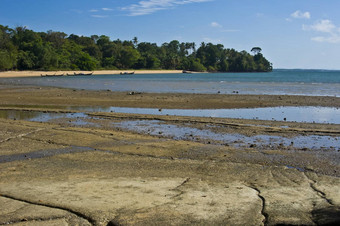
left=79, top=72, right=93, bottom=76
left=67, top=72, right=94, bottom=76
left=120, top=71, right=135, bottom=75
left=41, top=73, right=64, bottom=77
left=182, top=70, right=193, bottom=74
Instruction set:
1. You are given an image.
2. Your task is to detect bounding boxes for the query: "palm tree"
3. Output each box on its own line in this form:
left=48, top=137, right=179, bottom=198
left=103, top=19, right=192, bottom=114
left=132, top=37, right=138, bottom=48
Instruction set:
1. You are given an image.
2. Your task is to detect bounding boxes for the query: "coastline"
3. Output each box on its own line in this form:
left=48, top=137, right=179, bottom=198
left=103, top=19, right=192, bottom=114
left=0, top=70, right=183, bottom=78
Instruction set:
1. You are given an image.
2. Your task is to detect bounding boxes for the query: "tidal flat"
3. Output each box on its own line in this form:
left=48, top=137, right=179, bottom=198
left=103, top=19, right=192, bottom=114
left=0, top=85, right=339, bottom=225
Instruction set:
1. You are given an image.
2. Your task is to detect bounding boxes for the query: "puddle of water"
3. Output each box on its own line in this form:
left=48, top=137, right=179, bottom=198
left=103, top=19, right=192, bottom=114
left=0, top=110, right=338, bottom=150
left=114, top=120, right=340, bottom=150
left=68, top=106, right=340, bottom=124
left=0, top=110, right=88, bottom=123
left=286, top=165, right=305, bottom=172
left=2, top=106, right=339, bottom=124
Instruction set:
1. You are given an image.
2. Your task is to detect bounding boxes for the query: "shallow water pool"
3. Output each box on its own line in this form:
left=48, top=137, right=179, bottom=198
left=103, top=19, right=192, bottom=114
left=68, top=106, right=340, bottom=124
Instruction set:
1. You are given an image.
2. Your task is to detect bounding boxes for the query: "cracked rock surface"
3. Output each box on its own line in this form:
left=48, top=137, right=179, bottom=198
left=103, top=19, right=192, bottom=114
left=0, top=86, right=339, bottom=225
left=1, top=119, right=339, bottom=225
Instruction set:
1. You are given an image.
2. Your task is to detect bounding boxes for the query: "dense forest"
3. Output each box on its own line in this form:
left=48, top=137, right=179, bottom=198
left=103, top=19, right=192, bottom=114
left=0, top=25, right=272, bottom=72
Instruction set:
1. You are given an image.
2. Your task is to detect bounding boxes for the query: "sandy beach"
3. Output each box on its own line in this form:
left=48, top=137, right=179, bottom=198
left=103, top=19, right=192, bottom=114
left=0, top=70, right=184, bottom=78
left=0, top=84, right=339, bottom=225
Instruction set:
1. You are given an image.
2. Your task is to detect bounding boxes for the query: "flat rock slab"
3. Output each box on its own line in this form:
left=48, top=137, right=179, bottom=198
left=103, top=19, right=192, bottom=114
left=0, top=117, right=339, bottom=225
left=0, top=196, right=90, bottom=225
left=0, top=178, right=264, bottom=225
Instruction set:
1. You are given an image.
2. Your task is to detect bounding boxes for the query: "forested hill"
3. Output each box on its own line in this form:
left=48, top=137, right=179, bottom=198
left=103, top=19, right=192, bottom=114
left=0, top=25, right=272, bottom=72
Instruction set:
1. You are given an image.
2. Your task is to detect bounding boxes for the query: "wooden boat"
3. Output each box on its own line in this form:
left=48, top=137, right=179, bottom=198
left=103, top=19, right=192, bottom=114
left=67, top=72, right=94, bottom=76
left=182, top=70, right=193, bottom=74
left=41, top=73, right=64, bottom=77
left=120, top=71, right=135, bottom=75
left=78, top=72, right=94, bottom=76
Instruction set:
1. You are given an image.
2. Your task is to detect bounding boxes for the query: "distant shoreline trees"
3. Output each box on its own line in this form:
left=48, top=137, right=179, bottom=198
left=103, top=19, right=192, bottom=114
left=0, top=25, right=273, bottom=72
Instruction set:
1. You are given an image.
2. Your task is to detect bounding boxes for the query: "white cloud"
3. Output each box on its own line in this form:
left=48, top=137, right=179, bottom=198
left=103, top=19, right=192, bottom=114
left=121, top=0, right=212, bottom=16
left=91, top=15, right=109, bottom=18
left=211, top=22, right=222, bottom=28
left=303, top=19, right=335, bottom=33
left=291, top=10, right=311, bottom=19
left=303, top=19, right=340, bottom=44
left=311, top=36, right=340, bottom=44
left=89, top=7, right=113, bottom=17
left=102, top=8, right=113, bottom=11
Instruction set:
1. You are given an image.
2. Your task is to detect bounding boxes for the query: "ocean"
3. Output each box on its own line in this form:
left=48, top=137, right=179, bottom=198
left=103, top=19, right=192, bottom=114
left=1, top=69, right=340, bottom=96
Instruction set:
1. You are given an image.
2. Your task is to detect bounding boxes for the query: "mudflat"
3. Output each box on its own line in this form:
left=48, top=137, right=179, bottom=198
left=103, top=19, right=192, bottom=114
left=0, top=84, right=339, bottom=225
left=0, top=85, right=339, bottom=109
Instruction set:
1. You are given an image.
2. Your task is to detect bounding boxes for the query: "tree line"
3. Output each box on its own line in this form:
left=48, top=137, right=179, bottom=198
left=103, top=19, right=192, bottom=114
left=0, top=25, right=272, bottom=72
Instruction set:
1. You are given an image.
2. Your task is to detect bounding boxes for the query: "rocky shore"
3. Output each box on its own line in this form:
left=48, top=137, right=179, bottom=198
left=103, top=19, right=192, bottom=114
left=0, top=85, right=339, bottom=225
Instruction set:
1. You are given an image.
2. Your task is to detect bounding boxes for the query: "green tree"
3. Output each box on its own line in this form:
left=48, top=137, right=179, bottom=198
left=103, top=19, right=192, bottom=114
left=251, top=47, right=262, bottom=55
left=132, top=37, right=138, bottom=47
left=254, top=53, right=272, bottom=72
left=189, top=58, right=206, bottom=72
left=0, top=24, right=273, bottom=72
left=0, top=25, right=17, bottom=70
left=76, top=53, right=98, bottom=70
left=119, top=46, right=140, bottom=69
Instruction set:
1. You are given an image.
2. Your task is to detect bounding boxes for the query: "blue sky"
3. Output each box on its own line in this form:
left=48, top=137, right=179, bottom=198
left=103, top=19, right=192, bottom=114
left=1, top=0, right=340, bottom=69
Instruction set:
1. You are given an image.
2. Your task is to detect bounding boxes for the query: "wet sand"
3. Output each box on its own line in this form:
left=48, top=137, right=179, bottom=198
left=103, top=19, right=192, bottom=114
left=0, top=85, right=339, bottom=109
left=0, top=84, right=339, bottom=225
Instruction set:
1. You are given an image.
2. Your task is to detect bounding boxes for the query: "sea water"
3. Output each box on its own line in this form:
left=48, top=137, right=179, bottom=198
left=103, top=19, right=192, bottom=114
left=1, top=69, right=340, bottom=96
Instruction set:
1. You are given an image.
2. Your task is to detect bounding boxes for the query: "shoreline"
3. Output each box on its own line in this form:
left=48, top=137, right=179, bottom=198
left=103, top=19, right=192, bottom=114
left=0, top=70, right=184, bottom=78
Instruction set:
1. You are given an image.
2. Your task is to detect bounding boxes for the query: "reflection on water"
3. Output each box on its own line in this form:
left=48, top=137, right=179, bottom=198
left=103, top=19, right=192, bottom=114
left=69, top=106, right=340, bottom=124
left=0, top=110, right=87, bottom=122
left=1, top=106, right=340, bottom=124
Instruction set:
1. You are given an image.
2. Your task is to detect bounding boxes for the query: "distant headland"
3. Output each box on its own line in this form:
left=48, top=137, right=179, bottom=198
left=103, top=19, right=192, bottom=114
left=0, top=24, right=272, bottom=73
